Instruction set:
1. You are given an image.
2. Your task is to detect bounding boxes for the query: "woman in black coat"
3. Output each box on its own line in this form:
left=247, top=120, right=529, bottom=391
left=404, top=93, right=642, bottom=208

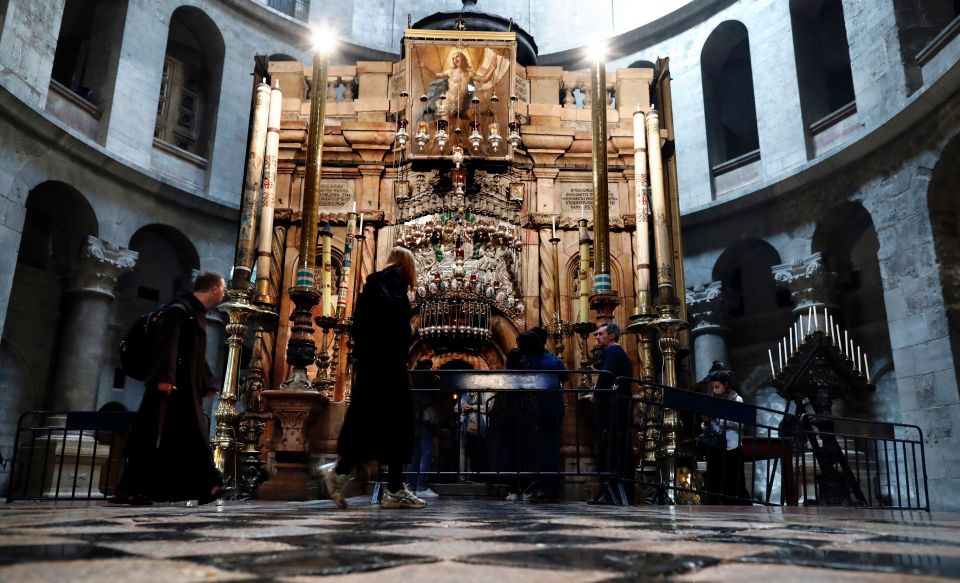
left=324, top=247, right=425, bottom=509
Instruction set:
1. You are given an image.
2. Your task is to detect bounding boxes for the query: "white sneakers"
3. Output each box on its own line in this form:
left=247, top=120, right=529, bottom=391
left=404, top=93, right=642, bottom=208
left=323, top=467, right=351, bottom=509
left=380, top=484, right=427, bottom=509
left=415, top=488, right=439, bottom=498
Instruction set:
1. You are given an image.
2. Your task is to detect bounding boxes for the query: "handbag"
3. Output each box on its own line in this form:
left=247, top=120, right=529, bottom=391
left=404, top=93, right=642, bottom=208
left=695, top=431, right=725, bottom=453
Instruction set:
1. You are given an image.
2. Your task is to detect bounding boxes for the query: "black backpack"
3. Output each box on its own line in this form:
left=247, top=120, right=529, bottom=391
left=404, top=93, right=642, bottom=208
left=119, top=306, right=167, bottom=381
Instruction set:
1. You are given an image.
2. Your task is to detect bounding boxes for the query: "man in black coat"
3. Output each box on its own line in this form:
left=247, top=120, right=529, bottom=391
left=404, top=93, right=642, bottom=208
left=591, top=322, right=634, bottom=501
left=111, top=271, right=226, bottom=505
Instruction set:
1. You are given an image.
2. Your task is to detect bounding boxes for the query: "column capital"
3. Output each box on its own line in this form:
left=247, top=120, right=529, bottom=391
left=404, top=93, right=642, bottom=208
left=357, top=164, right=385, bottom=177
left=771, top=251, right=837, bottom=312
left=686, top=281, right=728, bottom=336
left=67, top=236, right=138, bottom=299
left=532, top=167, right=560, bottom=180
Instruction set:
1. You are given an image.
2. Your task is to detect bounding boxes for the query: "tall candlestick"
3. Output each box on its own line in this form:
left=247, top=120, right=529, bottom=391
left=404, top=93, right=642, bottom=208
left=320, top=221, right=333, bottom=317
left=590, top=53, right=611, bottom=295
left=768, top=349, right=776, bottom=378
left=633, top=109, right=651, bottom=311
left=336, top=212, right=356, bottom=318
left=646, top=109, right=674, bottom=302
left=255, top=80, right=283, bottom=303
left=578, top=218, right=592, bottom=323
left=232, top=80, right=272, bottom=290
left=299, top=48, right=330, bottom=270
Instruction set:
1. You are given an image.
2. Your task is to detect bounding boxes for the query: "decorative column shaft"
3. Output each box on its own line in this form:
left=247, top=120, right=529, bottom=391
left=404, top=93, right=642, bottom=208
left=590, top=56, right=611, bottom=293
left=51, top=236, right=137, bottom=411
left=232, top=80, right=271, bottom=290
left=686, top=281, right=730, bottom=382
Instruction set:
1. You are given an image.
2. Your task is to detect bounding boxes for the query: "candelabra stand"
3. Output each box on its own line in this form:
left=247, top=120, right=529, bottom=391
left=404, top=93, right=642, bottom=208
left=280, top=284, right=320, bottom=391
left=571, top=321, right=598, bottom=388
left=313, top=315, right=339, bottom=398
left=236, top=304, right=277, bottom=499
left=626, top=306, right=660, bottom=489
left=334, top=318, right=353, bottom=401
left=545, top=313, right=573, bottom=358
left=213, top=288, right=261, bottom=483
left=652, top=301, right=688, bottom=501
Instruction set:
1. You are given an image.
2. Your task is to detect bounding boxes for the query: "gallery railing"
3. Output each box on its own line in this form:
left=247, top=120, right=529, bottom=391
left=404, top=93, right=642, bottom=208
left=5, top=410, right=136, bottom=502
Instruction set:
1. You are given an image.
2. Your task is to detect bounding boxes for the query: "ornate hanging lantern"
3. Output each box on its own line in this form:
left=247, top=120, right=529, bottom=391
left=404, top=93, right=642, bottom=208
left=469, top=120, right=482, bottom=150
left=436, top=119, right=449, bottom=151
left=488, top=122, right=502, bottom=151
left=452, top=144, right=465, bottom=167
left=415, top=121, right=429, bottom=150
left=508, top=121, right=521, bottom=149
left=395, top=118, right=409, bottom=148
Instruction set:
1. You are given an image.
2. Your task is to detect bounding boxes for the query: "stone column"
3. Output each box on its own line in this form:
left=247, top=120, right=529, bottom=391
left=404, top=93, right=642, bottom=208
left=686, top=281, right=730, bottom=382
left=771, top=251, right=838, bottom=320
left=51, top=236, right=138, bottom=411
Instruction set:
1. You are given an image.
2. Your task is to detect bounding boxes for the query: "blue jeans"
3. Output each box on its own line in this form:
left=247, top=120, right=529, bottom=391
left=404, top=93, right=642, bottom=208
left=406, top=423, right=436, bottom=492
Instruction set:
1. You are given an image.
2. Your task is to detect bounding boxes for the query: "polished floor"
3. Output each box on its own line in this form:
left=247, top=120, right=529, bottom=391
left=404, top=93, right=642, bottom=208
left=1, top=495, right=959, bottom=581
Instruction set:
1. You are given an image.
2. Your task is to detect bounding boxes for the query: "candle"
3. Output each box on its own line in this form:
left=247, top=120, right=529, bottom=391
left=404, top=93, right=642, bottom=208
left=856, top=345, right=862, bottom=372
left=830, top=316, right=835, bottom=343
left=807, top=307, right=813, bottom=333
left=814, top=307, right=820, bottom=331
left=551, top=216, right=556, bottom=239
left=358, top=212, right=364, bottom=234
left=783, top=335, right=789, bottom=359
left=255, top=79, right=283, bottom=300
left=789, top=331, right=794, bottom=355
left=581, top=204, right=585, bottom=220
left=320, top=222, right=333, bottom=317
left=864, top=353, right=871, bottom=383
left=768, top=349, right=776, bottom=377
left=844, top=330, right=849, bottom=357
left=778, top=341, right=783, bottom=370
left=351, top=200, right=356, bottom=213
left=835, top=324, right=841, bottom=349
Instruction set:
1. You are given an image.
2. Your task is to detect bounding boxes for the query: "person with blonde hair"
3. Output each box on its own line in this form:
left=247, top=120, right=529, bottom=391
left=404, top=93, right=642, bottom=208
left=324, top=247, right=427, bottom=509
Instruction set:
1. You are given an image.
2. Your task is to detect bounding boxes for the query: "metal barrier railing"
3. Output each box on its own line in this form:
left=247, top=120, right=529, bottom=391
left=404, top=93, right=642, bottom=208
left=6, top=411, right=136, bottom=502
left=401, top=369, right=619, bottom=501
left=620, top=377, right=929, bottom=510
left=797, top=412, right=929, bottom=510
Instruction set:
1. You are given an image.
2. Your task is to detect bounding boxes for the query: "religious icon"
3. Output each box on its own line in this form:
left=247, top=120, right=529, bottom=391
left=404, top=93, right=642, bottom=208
left=405, top=31, right=516, bottom=160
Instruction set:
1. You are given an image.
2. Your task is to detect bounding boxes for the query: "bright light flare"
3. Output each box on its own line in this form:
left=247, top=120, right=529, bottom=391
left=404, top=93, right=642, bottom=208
left=586, top=41, right=607, bottom=62
left=311, top=26, right=338, bottom=54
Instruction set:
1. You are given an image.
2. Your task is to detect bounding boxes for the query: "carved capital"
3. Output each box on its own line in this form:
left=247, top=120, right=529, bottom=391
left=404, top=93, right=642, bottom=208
left=67, top=236, right=138, bottom=298
left=771, top=252, right=836, bottom=311
left=685, top=281, right=727, bottom=335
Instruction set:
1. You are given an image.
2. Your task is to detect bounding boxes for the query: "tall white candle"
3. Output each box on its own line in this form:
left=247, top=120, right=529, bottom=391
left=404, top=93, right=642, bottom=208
left=856, top=345, right=862, bottom=372
left=768, top=349, right=776, bottom=377
left=784, top=336, right=789, bottom=359
left=844, top=330, right=849, bottom=357
left=551, top=216, right=556, bottom=239
left=358, top=212, right=364, bottom=233
left=778, top=341, right=783, bottom=370
left=814, top=307, right=820, bottom=331
left=789, top=331, right=794, bottom=355
left=864, top=352, right=871, bottom=383
left=807, top=307, right=813, bottom=333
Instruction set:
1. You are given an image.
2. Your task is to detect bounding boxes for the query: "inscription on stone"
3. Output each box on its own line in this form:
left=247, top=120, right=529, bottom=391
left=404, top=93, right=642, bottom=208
left=560, top=182, right=619, bottom=216
left=318, top=180, right=355, bottom=208
left=515, top=76, right=530, bottom=103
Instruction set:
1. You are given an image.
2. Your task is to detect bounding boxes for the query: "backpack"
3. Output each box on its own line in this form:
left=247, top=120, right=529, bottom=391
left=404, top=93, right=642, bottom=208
left=119, top=305, right=167, bottom=381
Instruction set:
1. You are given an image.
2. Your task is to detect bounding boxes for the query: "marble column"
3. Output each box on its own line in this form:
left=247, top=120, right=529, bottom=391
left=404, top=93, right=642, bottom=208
left=51, top=236, right=138, bottom=411
left=686, top=281, right=729, bottom=382
left=538, top=225, right=558, bottom=328
left=771, top=251, right=838, bottom=321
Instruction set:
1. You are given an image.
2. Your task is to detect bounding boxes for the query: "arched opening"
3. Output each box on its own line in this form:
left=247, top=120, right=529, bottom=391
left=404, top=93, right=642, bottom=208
left=790, top=0, right=855, bottom=137
left=812, top=202, right=894, bottom=421
left=928, top=136, right=960, bottom=391
left=112, top=225, right=200, bottom=410
left=50, top=0, right=127, bottom=106
left=701, top=21, right=760, bottom=176
left=154, top=6, right=224, bottom=158
left=1, top=182, right=98, bottom=412
left=892, top=0, right=960, bottom=91
left=712, top=239, right=791, bottom=391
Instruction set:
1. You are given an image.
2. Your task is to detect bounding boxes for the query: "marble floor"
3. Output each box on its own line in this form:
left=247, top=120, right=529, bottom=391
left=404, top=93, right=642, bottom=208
left=1, top=495, right=959, bottom=582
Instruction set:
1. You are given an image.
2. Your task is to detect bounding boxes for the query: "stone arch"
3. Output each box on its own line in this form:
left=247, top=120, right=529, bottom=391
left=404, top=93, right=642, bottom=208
left=928, top=134, right=960, bottom=390
left=812, top=201, right=893, bottom=420
left=701, top=21, right=760, bottom=171
left=2, top=182, right=99, bottom=411
left=712, top=239, right=791, bottom=380
left=789, top=0, right=855, bottom=131
left=154, top=6, right=225, bottom=158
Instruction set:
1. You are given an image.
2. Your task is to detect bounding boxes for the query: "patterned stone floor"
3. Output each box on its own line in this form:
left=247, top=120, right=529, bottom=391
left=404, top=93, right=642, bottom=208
left=2, top=495, right=960, bottom=581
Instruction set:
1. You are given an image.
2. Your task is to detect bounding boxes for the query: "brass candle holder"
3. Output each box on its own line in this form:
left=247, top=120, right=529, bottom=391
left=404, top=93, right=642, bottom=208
left=313, top=315, right=339, bottom=398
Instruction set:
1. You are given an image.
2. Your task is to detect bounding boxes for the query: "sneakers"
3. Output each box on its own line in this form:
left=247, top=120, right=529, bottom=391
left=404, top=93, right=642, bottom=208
left=380, top=484, right=427, bottom=509
left=415, top=488, right=439, bottom=498
left=323, top=467, right=351, bottom=509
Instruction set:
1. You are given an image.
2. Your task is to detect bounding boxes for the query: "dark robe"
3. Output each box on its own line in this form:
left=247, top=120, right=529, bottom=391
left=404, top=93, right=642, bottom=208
left=116, top=293, right=222, bottom=501
left=337, top=266, right=414, bottom=466
left=595, top=343, right=634, bottom=477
